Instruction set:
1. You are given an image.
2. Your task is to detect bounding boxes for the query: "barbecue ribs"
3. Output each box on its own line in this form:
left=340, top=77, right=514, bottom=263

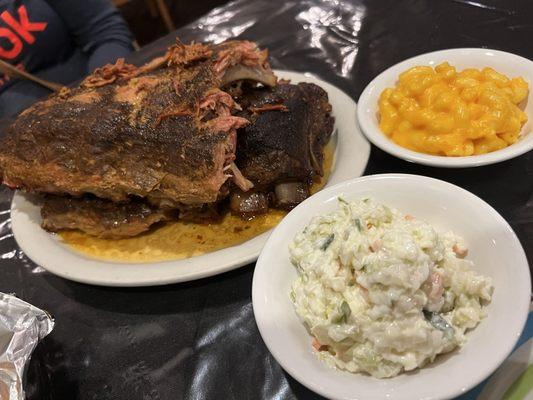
left=0, top=39, right=335, bottom=238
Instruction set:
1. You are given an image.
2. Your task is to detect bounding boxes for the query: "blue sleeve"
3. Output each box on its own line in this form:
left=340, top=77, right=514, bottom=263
left=44, top=0, right=134, bottom=72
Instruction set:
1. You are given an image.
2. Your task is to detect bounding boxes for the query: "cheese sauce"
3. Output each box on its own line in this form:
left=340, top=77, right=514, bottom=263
left=59, top=142, right=334, bottom=263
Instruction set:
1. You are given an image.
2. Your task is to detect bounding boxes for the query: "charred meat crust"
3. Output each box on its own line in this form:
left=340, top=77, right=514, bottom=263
left=235, top=82, right=334, bottom=189
left=41, top=196, right=173, bottom=239
left=41, top=195, right=225, bottom=238
left=38, top=81, right=334, bottom=237
left=299, top=83, right=334, bottom=176
left=227, top=82, right=334, bottom=216
left=0, top=39, right=275, bottom=208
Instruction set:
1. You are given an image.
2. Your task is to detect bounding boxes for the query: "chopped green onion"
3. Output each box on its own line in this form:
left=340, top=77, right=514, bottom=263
left=423, top=310, right=455, bottom=339
left=333, top=301, right=351, bottom=323
left=320, top=234, right=335, bottom=251
left=341, top=301, right=351, bottom=319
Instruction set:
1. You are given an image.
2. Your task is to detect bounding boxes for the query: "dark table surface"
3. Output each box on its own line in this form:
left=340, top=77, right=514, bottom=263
left=1, top=0, right=532, bottom=399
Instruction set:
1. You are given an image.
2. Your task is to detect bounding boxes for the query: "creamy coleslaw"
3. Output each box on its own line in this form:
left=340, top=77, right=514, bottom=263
left=289, top=198, right=493, bottom=378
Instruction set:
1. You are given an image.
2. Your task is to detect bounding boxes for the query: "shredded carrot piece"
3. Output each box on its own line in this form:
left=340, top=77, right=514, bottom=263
left=312, top=338, right=328, bottom=351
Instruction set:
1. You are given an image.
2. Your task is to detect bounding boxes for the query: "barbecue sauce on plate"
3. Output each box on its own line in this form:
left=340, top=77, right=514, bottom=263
left=58, top=143, right=334, bottom=263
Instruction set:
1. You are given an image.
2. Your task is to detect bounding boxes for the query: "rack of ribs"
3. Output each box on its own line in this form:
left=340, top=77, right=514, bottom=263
left=0, top=39, right=334, bottom=238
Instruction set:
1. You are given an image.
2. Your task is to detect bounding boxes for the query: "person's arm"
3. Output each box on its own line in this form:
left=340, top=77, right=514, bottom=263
left=44, top=0, right=134, bottom=72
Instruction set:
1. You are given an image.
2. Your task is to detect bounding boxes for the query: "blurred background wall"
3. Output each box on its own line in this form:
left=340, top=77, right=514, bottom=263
left=113, top=0, right=230, bottom=46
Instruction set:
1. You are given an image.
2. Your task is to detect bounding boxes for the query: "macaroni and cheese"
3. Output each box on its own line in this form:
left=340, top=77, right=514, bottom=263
left=378, top=62, right=529, bottom=156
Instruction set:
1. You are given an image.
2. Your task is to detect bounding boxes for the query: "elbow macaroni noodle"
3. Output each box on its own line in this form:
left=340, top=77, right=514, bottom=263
left=378, top=62, right=529, bottom=156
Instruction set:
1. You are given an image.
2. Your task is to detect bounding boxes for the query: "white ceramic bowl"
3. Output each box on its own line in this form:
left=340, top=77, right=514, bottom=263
left=252, top=174, right=531, bottom=400
left=357, top=49, right=533, bottom=167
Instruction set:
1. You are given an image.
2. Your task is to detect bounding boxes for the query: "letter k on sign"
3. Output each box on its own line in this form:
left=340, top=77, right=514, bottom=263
left=0, top=6, right=47, bottom=59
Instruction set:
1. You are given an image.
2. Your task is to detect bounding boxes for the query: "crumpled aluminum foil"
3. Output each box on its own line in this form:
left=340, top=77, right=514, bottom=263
left=0, top=293, right=54, bottom=400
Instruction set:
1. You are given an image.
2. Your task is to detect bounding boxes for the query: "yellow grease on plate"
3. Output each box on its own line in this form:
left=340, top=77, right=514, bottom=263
left=60, top=210, right=286, bottom=263
left=59, top=141, right=334, bottom=263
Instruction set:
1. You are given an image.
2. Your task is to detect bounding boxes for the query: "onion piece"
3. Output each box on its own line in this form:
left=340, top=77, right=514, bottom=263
left=274, top=182, right=309, bottom=209
left=229, top=190, right=268, bottom=216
